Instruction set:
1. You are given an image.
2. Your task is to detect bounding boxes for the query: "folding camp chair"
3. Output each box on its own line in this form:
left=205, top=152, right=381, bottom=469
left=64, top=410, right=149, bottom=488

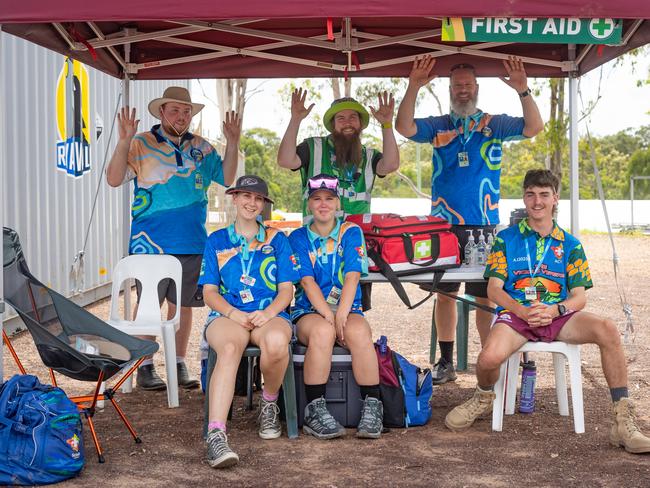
left=2, top=227, right=159, bottom=463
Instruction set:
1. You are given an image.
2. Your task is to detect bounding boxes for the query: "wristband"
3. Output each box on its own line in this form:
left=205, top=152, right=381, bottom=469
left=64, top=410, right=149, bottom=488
left=519, top=87, right=531, bottom=98
left=381, top=122, right=393, bottom=129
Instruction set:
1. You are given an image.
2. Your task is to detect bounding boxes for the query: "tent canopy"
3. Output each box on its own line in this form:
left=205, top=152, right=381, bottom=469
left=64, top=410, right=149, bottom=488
left=2, top=2, right=650, bottom=80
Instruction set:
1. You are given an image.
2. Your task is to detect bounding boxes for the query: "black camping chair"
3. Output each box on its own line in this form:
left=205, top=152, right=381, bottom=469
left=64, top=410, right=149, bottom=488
left=2, top=227, right=159, bottom=463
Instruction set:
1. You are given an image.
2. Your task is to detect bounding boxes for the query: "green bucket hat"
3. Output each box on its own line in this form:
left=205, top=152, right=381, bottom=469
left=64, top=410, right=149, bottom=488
left=323, top=97, right=370, bottom=133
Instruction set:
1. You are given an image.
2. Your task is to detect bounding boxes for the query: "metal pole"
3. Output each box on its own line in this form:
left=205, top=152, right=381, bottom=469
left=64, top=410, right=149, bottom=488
left=122, top=33, right=132, bottom=319
left=0, top=27, right=5, bottom=380
left=568, top=45, right=579, bottom=237
left=630, top=177, right=635, bottom=228
left=416, top=143, right=421, bottom=192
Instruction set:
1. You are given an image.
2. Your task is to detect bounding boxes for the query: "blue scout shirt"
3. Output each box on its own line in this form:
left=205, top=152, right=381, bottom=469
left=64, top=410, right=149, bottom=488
left=199, top=222, right=300, bottom=322
left=484, top=219, right=593, bottom=313
left=409, top=111, right=525, bottom=226
left=125, top=125, right=225, bottom=255
left=288, top=218, right=368, bottom=319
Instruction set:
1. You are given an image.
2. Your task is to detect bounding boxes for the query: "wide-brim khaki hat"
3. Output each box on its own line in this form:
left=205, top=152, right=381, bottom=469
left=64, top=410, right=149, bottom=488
left=148, top=86, right=205, bottom=120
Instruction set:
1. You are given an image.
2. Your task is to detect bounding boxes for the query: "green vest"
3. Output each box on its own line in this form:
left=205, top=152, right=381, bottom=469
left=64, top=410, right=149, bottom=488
left=300, top=136, right=379, bottom=220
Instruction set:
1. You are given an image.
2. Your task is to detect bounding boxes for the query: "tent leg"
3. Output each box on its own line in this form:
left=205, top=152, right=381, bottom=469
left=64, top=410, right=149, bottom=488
left=568, top=46, right=580, bottom=238
left=122, top=37, right=132, bottom=320
left=1, top=26, right=5, bottom=382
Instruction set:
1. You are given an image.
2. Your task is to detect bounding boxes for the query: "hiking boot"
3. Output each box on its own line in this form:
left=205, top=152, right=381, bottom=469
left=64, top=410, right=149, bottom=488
left=610, top=398, right=650, bottom=454
left=136, top=364, right=167, bottom=391
left=445, top=388, right=495, bottom=431
left=357, top=396, right=383, bottom=439
left=303, top=397, right=345, bottom=440
left=177, top=361, right=200, bottom=390
left=206, top=428, right=239, bottom=468
left=258, top=397, right=282, bottom=440
left=431, top=358, right=457, bottom=385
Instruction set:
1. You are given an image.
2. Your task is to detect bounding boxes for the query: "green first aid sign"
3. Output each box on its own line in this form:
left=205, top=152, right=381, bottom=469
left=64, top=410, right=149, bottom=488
left=414, top=240, right=432, bottom=260
left=442, top=17, right=622, bottom=44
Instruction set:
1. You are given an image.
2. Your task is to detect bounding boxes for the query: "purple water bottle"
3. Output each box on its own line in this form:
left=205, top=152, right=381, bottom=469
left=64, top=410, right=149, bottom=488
left=378, top=335, right=388, bottom=355
left=519, top=360, right=536, bottom=413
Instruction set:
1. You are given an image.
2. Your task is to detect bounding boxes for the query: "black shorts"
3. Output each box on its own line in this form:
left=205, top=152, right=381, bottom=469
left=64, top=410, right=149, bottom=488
left=435, top=224, right=495, bottom=298
left=135, top=254, right=204, bottom=307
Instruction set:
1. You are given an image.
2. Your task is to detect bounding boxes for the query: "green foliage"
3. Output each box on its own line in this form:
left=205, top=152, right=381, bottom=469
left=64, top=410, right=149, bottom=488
left=628, top=148, right=650, bottom=199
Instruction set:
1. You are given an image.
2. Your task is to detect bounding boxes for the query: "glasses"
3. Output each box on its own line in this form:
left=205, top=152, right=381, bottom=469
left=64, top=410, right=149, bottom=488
left=308, top=175, right=339, bottom=192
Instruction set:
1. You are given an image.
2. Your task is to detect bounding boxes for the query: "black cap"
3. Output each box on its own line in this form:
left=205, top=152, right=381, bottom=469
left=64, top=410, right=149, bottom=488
left=225, top=175, right=274, bottom=204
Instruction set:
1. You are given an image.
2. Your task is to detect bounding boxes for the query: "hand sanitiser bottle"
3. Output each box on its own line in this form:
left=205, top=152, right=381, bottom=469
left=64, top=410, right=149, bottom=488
left=476, top=229, right=487, bottom=266
left=487, top=232, right=494, bottom=255
left=464, top=230, right=476, bottom=265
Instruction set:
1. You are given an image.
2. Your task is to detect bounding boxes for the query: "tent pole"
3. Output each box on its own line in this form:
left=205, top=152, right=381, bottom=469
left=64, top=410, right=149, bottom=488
left=0, top=26, right=5, bottom=380
left=568, top=45, right=580, bottom=237
left=122, top=34, right=132, bottom=319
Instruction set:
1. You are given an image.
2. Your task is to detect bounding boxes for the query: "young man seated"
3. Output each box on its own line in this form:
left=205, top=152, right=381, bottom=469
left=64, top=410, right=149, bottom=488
left=444, top=169, right=650, bottom=454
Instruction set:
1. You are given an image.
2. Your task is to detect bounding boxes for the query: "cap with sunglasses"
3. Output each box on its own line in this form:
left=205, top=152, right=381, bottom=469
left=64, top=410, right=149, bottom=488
left=225, top=175, right=274, bottom=204
left=307, top=174, right=340, bottom=198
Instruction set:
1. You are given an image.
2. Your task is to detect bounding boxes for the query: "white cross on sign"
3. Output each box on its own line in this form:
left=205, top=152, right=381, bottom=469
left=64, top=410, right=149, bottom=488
left=414, top=239, right=431, bottom=259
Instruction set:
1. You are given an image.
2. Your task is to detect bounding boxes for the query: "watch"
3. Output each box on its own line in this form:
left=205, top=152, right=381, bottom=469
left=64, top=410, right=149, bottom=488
left=519, top=87, right=531, bottom=98
left=557, top=303, right=566, bottom=316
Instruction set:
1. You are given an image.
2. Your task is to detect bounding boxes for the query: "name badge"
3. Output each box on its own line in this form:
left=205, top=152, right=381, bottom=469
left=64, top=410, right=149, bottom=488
left=240, top=275, right=256, bottom=287
left=195, top=172, right=204, bottom=189
left=458, top=151, right=469, bottom=167
left=239, top=289, right=254, bottom=303
left=326, top=286, right=342, bottom=305
left=524, top=286, right=538, bottom=301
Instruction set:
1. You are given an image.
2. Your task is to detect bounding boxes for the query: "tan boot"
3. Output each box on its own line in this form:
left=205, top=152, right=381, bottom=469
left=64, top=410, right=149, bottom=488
left=445, top=388, right=496, bottom=431
left=610, top=398, right=650, bottom=454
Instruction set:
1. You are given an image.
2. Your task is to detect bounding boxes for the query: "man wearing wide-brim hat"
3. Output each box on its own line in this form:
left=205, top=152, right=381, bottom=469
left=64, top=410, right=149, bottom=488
left=106, top=86, right=241, bottom=392
left=277, top=90, right=400, bottom=220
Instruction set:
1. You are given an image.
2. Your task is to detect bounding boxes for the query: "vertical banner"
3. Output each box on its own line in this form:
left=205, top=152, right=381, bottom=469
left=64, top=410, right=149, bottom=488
left=56, top=58, right=91, bottom=177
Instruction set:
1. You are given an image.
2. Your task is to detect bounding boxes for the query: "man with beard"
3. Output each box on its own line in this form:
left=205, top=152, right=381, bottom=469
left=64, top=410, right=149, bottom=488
left=396, top=56, right=543, bottom=385
left=106, top=86, right=240, bottom=391
left=278, top=89, right=400, bottom=219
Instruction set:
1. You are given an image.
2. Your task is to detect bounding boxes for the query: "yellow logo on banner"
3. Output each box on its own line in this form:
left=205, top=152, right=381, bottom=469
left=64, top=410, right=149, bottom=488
left=56, top=58, right=91, bottom=177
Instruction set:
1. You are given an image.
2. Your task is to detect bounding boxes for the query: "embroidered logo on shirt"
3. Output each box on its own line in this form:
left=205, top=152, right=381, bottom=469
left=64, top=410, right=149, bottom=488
left=356, top=246, right=365, bottom=257
left=261, top=245, right=274, bottom=254
left=551, top=244, right=564, bottom=260
left=190, top=148, right=204, bottom=162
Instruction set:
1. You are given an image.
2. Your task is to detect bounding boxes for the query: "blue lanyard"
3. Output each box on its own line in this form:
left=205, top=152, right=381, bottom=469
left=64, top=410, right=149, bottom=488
left=451, top=113, right=482, bottom=148
left=239, top=243, right=256, bottom=287
left=158, top=131, right=195, bottom=166
left=309, top=237, right=339, bottom=285
left=524, top=236, right=552, bottom=279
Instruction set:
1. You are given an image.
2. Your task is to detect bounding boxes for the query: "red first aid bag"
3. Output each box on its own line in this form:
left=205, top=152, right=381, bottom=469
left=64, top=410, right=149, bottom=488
left=346, top=214, right=460, bottom=275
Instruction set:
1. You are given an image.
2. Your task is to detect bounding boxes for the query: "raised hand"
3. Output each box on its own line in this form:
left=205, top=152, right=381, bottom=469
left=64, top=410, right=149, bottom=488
left=370, top=91, right=395, bottom=126
left=408, top=55, right=437, bottom=89
left=500, top=56, right=529, bottom=93
left=117, top=106, right=139, bottom=141
left=290, top=88, right=315, bottom=122
left=222, top=110, right=241, bottom=145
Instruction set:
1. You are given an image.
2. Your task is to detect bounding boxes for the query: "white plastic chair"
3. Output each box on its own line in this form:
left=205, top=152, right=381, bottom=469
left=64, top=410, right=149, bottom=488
left=492, top=341, right=584, bottom=434
left=107, top=255, right=182, bottom=408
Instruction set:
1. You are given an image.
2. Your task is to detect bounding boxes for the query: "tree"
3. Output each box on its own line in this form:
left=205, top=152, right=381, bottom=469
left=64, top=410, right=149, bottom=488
left=627, top=148, right=650, bottom=199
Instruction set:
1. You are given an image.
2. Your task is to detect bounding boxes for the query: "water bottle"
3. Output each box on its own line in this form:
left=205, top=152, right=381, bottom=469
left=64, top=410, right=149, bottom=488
left=464, top=230, right=476, bottom=266
left=476, top=229, right=487, bottom=266
left=519, top=360, right=537, bottom=413
left=487, top=232, right=494, bottom=256
left=378, top=335, right=388, bottom=355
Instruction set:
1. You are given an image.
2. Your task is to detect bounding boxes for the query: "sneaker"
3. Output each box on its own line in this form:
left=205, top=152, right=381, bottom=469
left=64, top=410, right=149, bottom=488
left=136, top=364, right=167, bottom=391
left=610, top=398, right=650, bottom=454
left=357, top=396, right=383, bottom=439
left=445, top=388, right=495, bottom=431
left=258, top=398, right=282, bottom=440
left=177, top=361, right=200, bottom=390
left=206, top=428, right=239, bottom=468
left=303, top=397, right=345, bottom=440
left=431, top=358, right=457, bottom=385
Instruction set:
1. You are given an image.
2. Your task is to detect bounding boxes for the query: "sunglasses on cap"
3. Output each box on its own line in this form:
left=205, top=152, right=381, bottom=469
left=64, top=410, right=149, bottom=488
left=307, top=175, right=339, bottom=195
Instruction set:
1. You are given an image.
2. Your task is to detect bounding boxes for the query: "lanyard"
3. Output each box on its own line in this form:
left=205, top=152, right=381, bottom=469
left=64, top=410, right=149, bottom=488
left=524, top=236, right=552, bottom=278
left=238, top=242, right=256, bottom=286
left=158, top=131, right=195, bottom=166
left=451, top=113, right=482, bottom=148
left=309, top=236, right=339, bottom=285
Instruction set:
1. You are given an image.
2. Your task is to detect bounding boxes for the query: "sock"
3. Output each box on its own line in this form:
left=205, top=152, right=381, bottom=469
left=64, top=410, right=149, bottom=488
left=477, top=384, right=494, bottom=392
left=305, top=384, right=327, bottom=403
left=610, top=387, right=629, bottom=402
left=208, top=421, right=226, bottom=433
left=140, top=358, right=153, bottom=367
left=176, top=356, right=185, bottom=364
left=262, top=389, right=279, bottom=402
left=439, top=341, right=454, bottom=364
left=360, top=384, right=381, bottom=400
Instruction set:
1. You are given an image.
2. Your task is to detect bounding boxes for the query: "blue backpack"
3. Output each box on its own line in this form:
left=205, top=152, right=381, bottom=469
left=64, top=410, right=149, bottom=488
left=393, top=352, right=433, bottom=427
left=0, top=375, right=84, bottom=485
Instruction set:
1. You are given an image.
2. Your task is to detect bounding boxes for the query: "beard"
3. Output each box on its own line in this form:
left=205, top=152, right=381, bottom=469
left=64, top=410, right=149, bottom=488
left=450, top=92, right=479, bottom=117
left=331, top=129, right=363, bottom=171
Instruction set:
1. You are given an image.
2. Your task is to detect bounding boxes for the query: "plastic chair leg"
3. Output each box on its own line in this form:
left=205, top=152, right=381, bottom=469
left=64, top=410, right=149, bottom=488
left=282, top=346, right=299, bottom=439
left=161, top=324, right=179, bottom=408
left=456, top=301, right=470, bottom=371
left=246, top=356, right=254, bottom=411
left=492, top=359, right=509, bottom=431
left=567, top=348, right=585, bottom=434
left=505, top=353, right=519, bottom=415
left=553, top=353, right=570, bottom=416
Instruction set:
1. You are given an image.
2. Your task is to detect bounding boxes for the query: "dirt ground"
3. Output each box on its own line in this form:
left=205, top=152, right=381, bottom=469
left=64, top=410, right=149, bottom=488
left=3, top=234, right=650, bottom=487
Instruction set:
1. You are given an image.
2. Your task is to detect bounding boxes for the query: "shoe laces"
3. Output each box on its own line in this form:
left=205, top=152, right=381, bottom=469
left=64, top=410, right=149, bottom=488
left=466, top=391, right=492, bottom=416
left=620, top=402, right=641, bottom=435
left=358, top=397, right=382, bottom=428
left=207, top=429, right=232, bottom=459
left=259, top=399, right=280, bottom=430
left=311, top=398, right=337, bottom=429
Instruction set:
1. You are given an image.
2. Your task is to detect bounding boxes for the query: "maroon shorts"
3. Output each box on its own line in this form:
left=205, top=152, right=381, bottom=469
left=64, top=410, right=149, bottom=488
left=494, top=310, right=577, bottom=342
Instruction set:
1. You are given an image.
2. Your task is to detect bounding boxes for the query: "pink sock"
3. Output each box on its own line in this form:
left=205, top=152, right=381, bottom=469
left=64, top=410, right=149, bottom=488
left=208, top=421, right=226, bottom=433
left=262, top=389, right=279, bottom=402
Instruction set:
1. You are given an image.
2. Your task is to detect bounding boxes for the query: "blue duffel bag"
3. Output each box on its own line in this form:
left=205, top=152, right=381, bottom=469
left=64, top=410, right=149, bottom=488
left=0, top=374, right=84, bottom=485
